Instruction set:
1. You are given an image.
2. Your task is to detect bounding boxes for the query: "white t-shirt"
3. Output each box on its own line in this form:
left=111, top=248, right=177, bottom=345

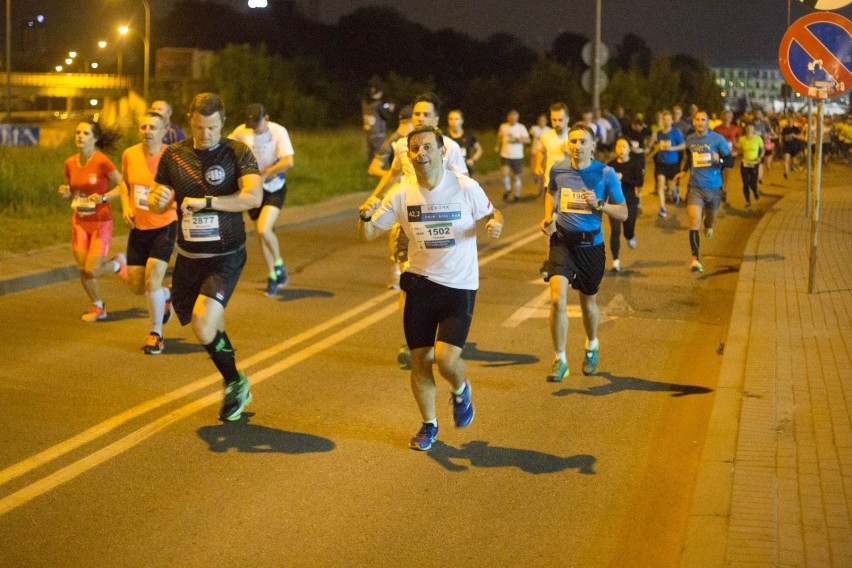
left=530, top=124, right=552, bottom=155
left=595, top=118, right=613, bottom=143
left=229, top=122, right=294, bottom=192
left=498, top=122, right=530, bottom=159
left=539, top=129, right=568, bottom=187
left=372, top=170, right=493, bottom=290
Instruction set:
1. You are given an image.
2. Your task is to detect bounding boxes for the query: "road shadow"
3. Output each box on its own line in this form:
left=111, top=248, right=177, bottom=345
left=105, top=307, right=146, bottom=322
left=161, top=337, right=203, bottom=355
left=699, top=264, right=740, bottom=279
left=552, top=372, right=713, bottom=398
left=462, top=342, right=538, bottom=367
left=258, top=286, right=334, bottom=302
left=197, top=413, right=336, bottom=454
left=427, top=440, right=596, bottom=475
left=654, top=215, right=685, bottom=235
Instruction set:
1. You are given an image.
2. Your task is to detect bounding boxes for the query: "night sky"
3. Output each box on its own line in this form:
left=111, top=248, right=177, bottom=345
left=9, top=0, right=852, bottom=67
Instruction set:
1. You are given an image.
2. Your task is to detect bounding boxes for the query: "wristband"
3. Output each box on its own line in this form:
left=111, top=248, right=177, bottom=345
left=206, top=196, right=213, bottom=210
left=360, top=213, right=372, bottom=223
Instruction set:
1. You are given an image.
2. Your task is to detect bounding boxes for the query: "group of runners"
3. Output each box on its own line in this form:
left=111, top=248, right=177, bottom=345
left=59, top=94, right=293, bottom=422
left=58, top=87, right=847, bottom=451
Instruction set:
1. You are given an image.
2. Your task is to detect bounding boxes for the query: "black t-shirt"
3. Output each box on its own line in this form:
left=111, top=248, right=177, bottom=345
left=449, top=131, right=478, bottom=159
left=624, top=126, right=651, bottom=154
left=155, top=138, right=259, bottom=254
left=608, top=156, right=645, bottom=196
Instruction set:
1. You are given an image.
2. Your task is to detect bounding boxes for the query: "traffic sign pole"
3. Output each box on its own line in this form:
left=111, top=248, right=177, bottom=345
left=807, top=98, right=813, bottom=219
left=808, top=100, right=824, bottom=293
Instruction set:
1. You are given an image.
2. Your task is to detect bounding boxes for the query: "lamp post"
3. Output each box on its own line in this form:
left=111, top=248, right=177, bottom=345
left=118, top=4, right=149, bottom=102
left=5, top=0, right=11, bottom=122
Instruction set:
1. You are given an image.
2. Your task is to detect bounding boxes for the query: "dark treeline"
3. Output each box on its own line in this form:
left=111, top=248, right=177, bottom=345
left=152, top=0, right=721, bottom=129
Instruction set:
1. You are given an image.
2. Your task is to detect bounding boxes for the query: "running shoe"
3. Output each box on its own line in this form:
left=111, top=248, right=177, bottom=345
left=628, top=238, right=637, bottom=249
left=659, top=208, right=667, bottom=218
left=275, top=265, right=289, bottom=287
left=612, top=259, right=621, bottom=272
left=220, top=373, right=252, bottom=422
left=539, top=261, right=549, bottom=279
left=397, top=344, right=411, bottom=366
left=582, top=348, right=599, bottom=376
left=754, top=188, right=760, bottom=199
left=113, top=253, right=128, bottom=281
left=162, top=295, right=173, bottom=325
left=409, top=422, right=438, bottom=451
left=690, top=258, right=704, bottom=273
left=265, top=277, right=279, bottom=297
left=547, top=358, right=568, bottom=382
left=745, top=202, right=751, bottom=209
left=672, top=192, right=681, bottom=205
left=143, top=332, right=164, bottom=355
left=705, top=227, right=714, bottom=239
left=451, top=381, right=475, bottom=428
left=81, top=304, right=107, bottom=322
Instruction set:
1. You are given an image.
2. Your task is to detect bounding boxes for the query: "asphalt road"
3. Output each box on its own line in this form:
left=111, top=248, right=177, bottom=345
left=0, top=171, right=787, bottom=567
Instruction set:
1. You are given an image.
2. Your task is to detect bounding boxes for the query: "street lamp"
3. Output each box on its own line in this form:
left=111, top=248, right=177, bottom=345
left=118, top=17, right=149, bottom=102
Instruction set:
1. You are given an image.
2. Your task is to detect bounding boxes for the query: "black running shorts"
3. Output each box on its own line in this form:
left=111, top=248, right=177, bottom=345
left=248, top=185, right=287, bottom=221
left=171, top=247, right=246, bottom=326
left=126, top=221, right=177, bottom=266
left=545, top=235, right=606, bottom=296
left=400, top=272, right=477, bottom=350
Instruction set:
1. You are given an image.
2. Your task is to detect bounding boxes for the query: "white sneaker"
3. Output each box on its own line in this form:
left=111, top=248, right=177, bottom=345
left=612, top=259, right=621, bottom=272
left=690, top=259, right=704, bottom=273
left=628, top=238, right=637, bottom=249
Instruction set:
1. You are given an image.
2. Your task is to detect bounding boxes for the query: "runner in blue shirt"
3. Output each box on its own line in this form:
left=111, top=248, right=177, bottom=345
left=541, top=123, right=627, bottom=380
left=675, top=110, right=730, bottom=273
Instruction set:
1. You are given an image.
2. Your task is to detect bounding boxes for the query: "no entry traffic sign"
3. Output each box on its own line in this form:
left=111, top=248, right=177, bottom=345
left=778, top=12, right=852, bottom=99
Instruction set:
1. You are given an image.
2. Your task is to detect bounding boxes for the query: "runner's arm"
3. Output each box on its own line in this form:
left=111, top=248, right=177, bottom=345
left=182, top=173, right=263, bottom=213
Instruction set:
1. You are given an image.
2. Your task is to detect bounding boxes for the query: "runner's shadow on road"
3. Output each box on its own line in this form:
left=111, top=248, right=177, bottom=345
left=552, top=372, right=713, bottom=398
left=270, top=287, right=334, bottom=302
left=743, top=253, right=785, bottom=262
left=161, top=337, right=203, bottom=355
left=197, top=413, right=336, bottom=454
left=699, top=264, right=740, bottom=279
left=427, top=440, right=596, bottom=474
left=104, top=307, right=146, bottom=321
left=462, top=342, right=538, bottom=367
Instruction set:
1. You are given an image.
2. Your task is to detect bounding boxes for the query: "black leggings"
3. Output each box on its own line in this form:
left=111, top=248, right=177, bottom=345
left=740, top=165, right=759, bottom=202
left=608, top=193, right=639, bottom=260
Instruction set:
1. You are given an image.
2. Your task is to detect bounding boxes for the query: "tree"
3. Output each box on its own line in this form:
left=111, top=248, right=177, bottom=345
left=611, top=33, right=652, bottom=76
left=601, top=68, right=649, bottom=117
left=671, top=54, right=723, bottom=112
left=645, top=57, right=682, bottom=115
left=549, top=32, right=589, bottom=70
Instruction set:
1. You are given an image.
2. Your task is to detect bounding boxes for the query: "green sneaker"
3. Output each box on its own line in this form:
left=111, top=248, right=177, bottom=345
left=220, top=373, right=252, bottom=421
left=547, top=358, right=569, bottom=382
left=582, top=349, right=599, bottom=376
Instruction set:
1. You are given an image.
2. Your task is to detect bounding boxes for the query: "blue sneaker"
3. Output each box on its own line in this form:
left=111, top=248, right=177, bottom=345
left=409, top=422, right=438, bottom=451
left=275, top=265, right=289, bottom=287
left=220, top=373, right=252, bottom=422
left=451, top=381, right=475, bottom=428
left=265, top=277, right=279, bottom=297
left=582, top=349, right=599, bottom=376
left=547, top=358, right=568, bottom=382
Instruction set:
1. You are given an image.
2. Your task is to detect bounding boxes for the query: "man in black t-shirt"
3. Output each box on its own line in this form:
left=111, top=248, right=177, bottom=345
left=149, top=92, right=262, bottom=422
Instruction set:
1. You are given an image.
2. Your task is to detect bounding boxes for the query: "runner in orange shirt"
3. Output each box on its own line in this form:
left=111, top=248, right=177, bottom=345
left=121, top=111, right=179, bottom=354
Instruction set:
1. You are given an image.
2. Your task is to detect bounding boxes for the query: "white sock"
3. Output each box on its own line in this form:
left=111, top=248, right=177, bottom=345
left=503, top=177, right=511, bottom=191
left=514, top=179, right=522, bottom=195
left=93, top=300, right=104, bottom=309
left=146, top=289, right=165, bottom=335
left=556, top=351, right=566, bottom=362
left=586, top=338, right=599, bottom=350
left=424, top=419, right=437, bottom=426
left=453, top=382, right=467, bottom=396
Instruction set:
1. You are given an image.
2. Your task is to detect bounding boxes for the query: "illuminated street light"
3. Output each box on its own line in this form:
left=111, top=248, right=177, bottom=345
left=117, top=16, right=150, bottom=102
left=65, top=58, right=73, bottom=65
left=118, top=25, right=129, bottom=36
left=69, top=51, right=77, bottom=58
left=91, top=62, right=99, bottom=69
left=98, top=40, right=107, bottom=49
left=55, top=65, right=63, bottom=72
left=89, top=99, right=98, bottom=106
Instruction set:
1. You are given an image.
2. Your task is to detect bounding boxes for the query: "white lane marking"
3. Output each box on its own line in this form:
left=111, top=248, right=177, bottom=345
left=0, top=225, right=544, bottom=514
left=501, top=291, right=633, bottom=328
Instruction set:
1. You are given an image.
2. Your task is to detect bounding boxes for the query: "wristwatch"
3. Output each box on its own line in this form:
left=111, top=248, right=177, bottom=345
left=101, top=194, right=108, bottom=203
left=359, top=213, right=372, bottom=223
left=595, top=200, right=605, bottom=211
left=205, top=196, right=213, bottom=210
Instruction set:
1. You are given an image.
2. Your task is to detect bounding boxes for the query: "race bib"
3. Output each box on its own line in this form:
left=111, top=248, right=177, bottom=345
left=412, top=222, right=456, bottom=250
left=559, top=187, right=592, bottom=214
left=72, top=195, right=96, bottom=216
left=181, top=211, right=220, bottom=242
left=693, top=151, right=712, bottom=168
left=743, top=159, right=759, bottom=168
left=133, top=185, right=150, bottom=211
left=407, top=203, right=461, bottom=249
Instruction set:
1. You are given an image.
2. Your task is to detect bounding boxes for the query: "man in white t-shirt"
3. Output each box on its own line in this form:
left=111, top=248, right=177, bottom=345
left=228, top=103, right=294, bottom=297
left=359, top=125, right=503, bottom=452
left=495, top=109, right=530, bottom=202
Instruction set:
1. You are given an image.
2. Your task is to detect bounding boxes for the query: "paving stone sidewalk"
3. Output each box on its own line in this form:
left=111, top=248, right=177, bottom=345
left=683, top=175, right=852, bottom=567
